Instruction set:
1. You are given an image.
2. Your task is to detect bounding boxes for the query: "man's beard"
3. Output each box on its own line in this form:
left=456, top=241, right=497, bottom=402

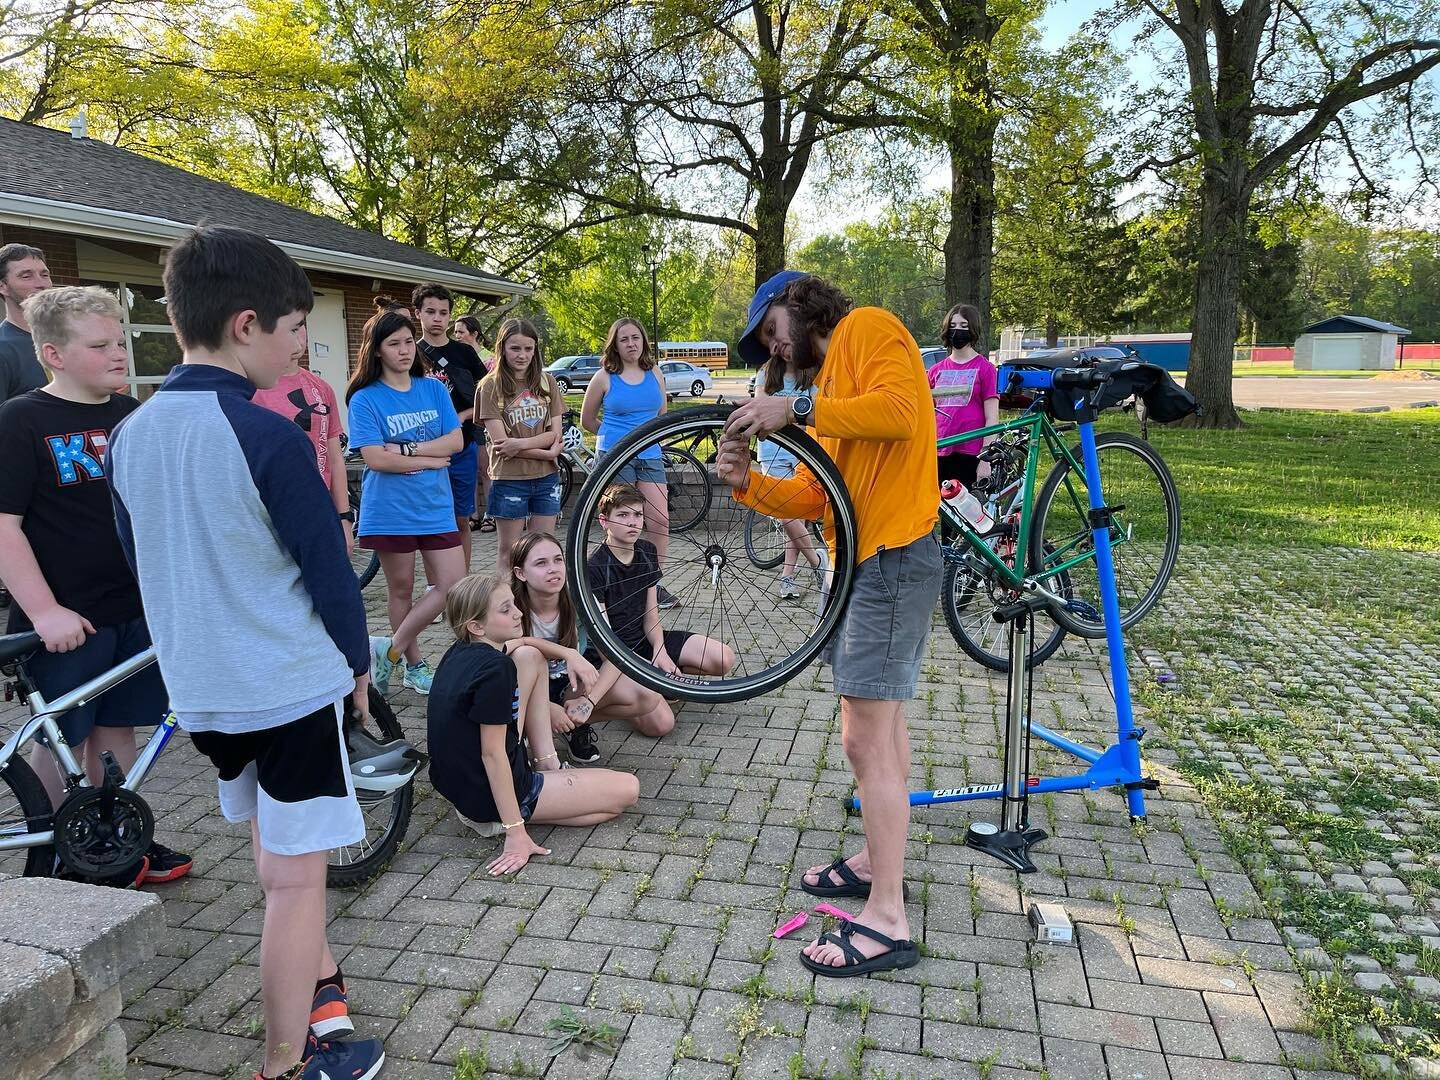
left=787, top=308, right=822, bottom=382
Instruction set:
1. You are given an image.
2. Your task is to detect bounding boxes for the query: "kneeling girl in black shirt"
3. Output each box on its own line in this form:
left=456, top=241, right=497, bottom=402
left=427, top=574, right=640, bottom=876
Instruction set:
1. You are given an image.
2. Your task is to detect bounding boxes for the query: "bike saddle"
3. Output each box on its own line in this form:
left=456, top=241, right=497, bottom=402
left=0, top=631, right=41, bottom=667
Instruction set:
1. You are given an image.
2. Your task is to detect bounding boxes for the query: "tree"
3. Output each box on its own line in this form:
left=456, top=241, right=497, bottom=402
left=521, top=0, right=885, bottom=286
left=1116, top=0, right=1440, bottom=426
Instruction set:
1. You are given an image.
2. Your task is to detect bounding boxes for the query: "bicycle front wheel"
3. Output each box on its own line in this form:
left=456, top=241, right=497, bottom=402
left=566, top=406, right=856, bottom=703
left=1030, top=431, right=1180, bottom=639
left=327, top=687, right=415, bottom=888
left=941, top=546, right=1070, bottom=672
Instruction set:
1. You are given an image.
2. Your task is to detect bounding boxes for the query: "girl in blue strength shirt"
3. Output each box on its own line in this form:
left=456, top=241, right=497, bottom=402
left=346, top=310, right=464, bottom=696
left=581, top=317, right=677, bottom=608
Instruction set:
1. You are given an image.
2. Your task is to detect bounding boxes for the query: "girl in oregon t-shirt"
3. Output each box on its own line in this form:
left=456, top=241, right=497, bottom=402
left=346, top=309, right=463, bottom=696
left=475, top=317, right=563, bottom=575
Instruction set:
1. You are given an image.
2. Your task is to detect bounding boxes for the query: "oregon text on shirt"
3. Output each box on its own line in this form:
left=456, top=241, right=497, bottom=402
left=503, top=391, right=550, bottom=429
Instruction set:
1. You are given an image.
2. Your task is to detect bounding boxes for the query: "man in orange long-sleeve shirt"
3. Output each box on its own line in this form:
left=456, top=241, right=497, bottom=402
left=719, top=272, right=941, bottom=978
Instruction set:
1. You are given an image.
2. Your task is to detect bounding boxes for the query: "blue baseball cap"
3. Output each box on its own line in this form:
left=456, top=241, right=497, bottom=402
left=737, top=269, right=809, bottom=368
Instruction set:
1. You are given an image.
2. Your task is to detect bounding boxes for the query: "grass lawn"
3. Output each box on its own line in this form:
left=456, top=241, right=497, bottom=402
left=1229, top=360, right=1440, bottom=377
left=1132, top=408, right=1440, bottom=550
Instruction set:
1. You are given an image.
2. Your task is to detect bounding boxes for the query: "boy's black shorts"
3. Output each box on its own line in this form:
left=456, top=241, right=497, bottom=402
left=633, top=631, right=695, bottom=667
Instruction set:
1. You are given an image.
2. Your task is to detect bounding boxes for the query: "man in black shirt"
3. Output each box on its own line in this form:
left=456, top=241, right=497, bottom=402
left=413, top=283, right=486, bottom=569
left=0, top=243, right=54, bottom=405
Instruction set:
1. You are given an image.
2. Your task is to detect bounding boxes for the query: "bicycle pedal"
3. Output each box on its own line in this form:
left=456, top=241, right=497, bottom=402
left=98, top=750, right=126, bottom=790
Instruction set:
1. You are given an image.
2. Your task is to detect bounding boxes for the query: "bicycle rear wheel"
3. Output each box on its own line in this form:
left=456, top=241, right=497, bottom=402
left=347, top=474, right=380, bottom=588
left=0, top=754, right=56, bottom=878
left=565, top=406, right=856, bottom=703
left=743, top=507, right=787, bottom=570
left=327, top=687, right=414, bottom=888
left=557, top=457, right=575, bottom=513
left=662, top=446, right=712, bottom=533
left=942, top=543, right=1070, bottom=672
left=1030, top=431, right=1180, bottom=639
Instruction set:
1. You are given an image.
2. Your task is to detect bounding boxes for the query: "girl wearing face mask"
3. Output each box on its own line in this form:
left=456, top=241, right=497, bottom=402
left=928, top=303, right=999, bottom=491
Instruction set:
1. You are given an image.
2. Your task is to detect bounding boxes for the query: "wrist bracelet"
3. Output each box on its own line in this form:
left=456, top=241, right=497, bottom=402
left=502, top=819, right=525, bottom=830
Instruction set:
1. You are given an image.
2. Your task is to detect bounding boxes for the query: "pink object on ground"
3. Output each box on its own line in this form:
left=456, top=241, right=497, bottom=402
left=774, top=912, right=809, bottom=939
left=814, top=902, right=856, bottom=922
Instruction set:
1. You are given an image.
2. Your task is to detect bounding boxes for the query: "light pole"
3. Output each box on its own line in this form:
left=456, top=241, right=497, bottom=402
left=642, top=242, right=660, bottom=359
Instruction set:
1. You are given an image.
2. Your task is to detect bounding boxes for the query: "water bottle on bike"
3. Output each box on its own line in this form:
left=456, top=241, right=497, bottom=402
left=940, top=478, right=994, bottom=535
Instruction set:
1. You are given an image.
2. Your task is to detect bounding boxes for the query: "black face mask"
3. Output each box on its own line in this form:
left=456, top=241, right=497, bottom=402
left=944, top=327, right=974, bottom=349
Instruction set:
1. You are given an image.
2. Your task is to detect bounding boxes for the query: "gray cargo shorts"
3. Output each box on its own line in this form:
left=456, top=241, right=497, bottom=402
left=828, top=535, right=942, bottom=700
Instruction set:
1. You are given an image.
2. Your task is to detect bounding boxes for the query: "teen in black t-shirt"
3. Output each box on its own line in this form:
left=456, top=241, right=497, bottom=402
left=426, top=574, right=638, bottom=877
left=0, top=285, right=190, bottom=884
left=587, top=485, right=735, bottom=676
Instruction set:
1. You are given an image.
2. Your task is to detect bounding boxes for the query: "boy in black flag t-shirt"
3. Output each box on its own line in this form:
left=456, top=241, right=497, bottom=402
left=0, top=285, right=191, bottom=884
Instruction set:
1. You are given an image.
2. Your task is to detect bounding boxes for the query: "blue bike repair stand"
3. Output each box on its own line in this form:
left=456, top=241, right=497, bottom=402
left=850, top=368, right=1154, bottom=873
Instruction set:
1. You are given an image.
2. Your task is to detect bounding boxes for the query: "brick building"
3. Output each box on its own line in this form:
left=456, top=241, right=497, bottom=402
left=0, top=118, right=528, bottom=404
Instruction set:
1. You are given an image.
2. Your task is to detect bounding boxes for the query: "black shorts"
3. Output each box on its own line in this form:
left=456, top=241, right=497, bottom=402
left=548, top=676, right=570, bottom=707
left=189, top=703, right=363, bottom=856
left=633, top=631, right=695, bottom=667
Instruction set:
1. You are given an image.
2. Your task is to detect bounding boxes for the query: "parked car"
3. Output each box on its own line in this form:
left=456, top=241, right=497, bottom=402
left=920, top=346, right=947, bottom=369
left=546, top=354, right=602, bottom=392
left=659, top=360, right=713, bottom=397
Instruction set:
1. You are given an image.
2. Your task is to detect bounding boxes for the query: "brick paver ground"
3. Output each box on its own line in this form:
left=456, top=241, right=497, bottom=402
left=1, top=533, right=1368, bottom=1079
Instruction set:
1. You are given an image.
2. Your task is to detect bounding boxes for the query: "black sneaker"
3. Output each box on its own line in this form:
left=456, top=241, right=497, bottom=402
left=142, top=841, right=193, bottom=884
left=656, top=584, right=680, bottom=610
left=566, top=724, right=601, bottom=764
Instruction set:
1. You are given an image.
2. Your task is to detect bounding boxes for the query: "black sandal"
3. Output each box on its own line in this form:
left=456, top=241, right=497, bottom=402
left=478, top=516, right=497, bottom=533
left=799, top=919, right=920, bottom=979
left=801, top=857, right=909, bottom=899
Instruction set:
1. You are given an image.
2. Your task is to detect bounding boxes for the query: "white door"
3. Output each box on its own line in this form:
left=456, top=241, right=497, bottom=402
left=307, top=291, right=350, bottom=411
left=1312, top=335, right=1362, bottom=369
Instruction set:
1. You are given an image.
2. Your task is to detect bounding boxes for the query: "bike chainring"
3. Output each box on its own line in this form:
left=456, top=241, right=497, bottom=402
left=52, top=785, right=154, bottom=879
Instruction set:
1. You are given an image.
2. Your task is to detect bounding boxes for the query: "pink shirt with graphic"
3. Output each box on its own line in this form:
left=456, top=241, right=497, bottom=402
left=928, top=353, right=998, bottom=457
left=251, top=368, right=343, bottom=477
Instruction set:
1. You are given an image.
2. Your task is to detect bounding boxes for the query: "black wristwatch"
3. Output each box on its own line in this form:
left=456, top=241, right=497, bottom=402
left=400, top=441, right=419, bottom=457
left=338, top=510, right=355, bottom=524
left=790, top=394, right=813, bottom=426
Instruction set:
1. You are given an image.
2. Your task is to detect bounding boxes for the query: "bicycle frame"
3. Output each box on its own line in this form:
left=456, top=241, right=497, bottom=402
left=0, top=647, right=177, bottom=853
left=855, top=369, right=1151, bottom=826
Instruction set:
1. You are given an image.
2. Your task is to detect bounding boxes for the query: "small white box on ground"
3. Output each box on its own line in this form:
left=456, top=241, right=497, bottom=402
left=1028, top=902, right=1074, bottom=943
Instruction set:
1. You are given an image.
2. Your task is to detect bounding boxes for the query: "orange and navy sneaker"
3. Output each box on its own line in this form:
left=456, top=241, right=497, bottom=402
left=254, top=1033, right=383, bottom=1080
left=142, top=842, right=193, bottom=884
left=310, top=980, right=354, bottom=1038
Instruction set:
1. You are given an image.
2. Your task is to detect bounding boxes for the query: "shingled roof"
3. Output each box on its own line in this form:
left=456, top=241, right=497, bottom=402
left=0, top=118, right=528, bottom=301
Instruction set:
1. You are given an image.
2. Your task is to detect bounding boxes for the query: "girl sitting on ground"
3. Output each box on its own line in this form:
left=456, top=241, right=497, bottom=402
left=508, top=531, right=675, bottom=763
left=427, top=574, right=640, bottom=876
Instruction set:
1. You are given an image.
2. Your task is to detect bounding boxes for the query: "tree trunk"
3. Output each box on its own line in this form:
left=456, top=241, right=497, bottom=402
left=752, top=187, right=788, bottom=288
left=1186, top=174, right=1248, bottom=428
left=943, top=93, right=996, bottom=347
left=1045, top=313, right=1059, bottom=348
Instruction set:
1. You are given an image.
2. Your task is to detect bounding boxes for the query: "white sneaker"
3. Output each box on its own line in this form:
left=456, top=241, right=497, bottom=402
left=778, top=575, right=799, bottom=599
left=457, top=810, right=503, bottom=837
left=812, top=546, right=831, bottom=594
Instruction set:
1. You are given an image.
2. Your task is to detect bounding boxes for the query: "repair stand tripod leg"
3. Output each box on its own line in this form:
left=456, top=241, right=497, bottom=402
left=965, top=607, right=1048, bottom=873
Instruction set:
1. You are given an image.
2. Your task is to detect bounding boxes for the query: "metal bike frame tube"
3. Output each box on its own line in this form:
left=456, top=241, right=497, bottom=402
left=1000, top=615, right=1031, bottom=831
left=1027, top=720, right=1103, bottom=764
left=124, top=712, right=179, bottom=791
left=1076, top=419, right=1147, bottom=818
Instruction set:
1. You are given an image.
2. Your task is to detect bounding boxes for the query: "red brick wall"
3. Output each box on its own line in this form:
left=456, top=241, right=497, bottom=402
left=0, top=226, right=80, bottom=284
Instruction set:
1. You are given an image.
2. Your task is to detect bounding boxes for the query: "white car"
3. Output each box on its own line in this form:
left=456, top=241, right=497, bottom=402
left=659, top=360, right=713, bottom=397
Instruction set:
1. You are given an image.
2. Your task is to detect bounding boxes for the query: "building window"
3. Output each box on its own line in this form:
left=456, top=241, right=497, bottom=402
left=79, top=279, right=179, bottom=399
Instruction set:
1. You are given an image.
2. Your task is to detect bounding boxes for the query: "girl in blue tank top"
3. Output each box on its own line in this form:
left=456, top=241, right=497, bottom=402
left=580, top=317, right=678, bottom=608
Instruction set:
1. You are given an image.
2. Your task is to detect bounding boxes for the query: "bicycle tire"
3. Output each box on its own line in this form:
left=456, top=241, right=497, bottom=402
left=662, top=446, right=713, bottom=533
left=327, top=686, right=414, bottom=888
left=941, top=547, right=1070, bottom=672
left=1030, top=431, right=1180, bottom=639
left=565, top=405, right=856, bottom=703
left=348, top=476, right=381, bottom=588
left=743, top=507, right=787, bottom=570
left=557, top=457, right=576, bottom=512
left=0, top=754, right=57, bottom=878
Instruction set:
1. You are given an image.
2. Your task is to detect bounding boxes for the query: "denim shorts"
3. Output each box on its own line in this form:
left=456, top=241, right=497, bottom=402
left=829, top=536, right=941, bottom=700
left=599, top=450, right=666, bottom=485
left=487, top=474, right=563, bottom=519
left=449, top=443, right=479, bottom=518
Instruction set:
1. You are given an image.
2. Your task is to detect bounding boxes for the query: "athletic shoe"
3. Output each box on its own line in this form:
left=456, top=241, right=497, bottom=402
left=56, top=852, right=150, bottom=889
left=309, top=980, right=354, bottom=1038
left=566, top=724, right=601, bottom=764
left=457, top=809, right=504, bottom=837
left=369, top=636, right=395, bottom=694
left=778, top=575, right=799, bottom=599
left=403, top=659, right=434, bottom=695
left=142, top=841, right=193, bottom=884
left=656, top=584, right=680, bottom=610
left=253, top=1033, right=383, bottom=1080
left=812, top=547, right=831, bottom=595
